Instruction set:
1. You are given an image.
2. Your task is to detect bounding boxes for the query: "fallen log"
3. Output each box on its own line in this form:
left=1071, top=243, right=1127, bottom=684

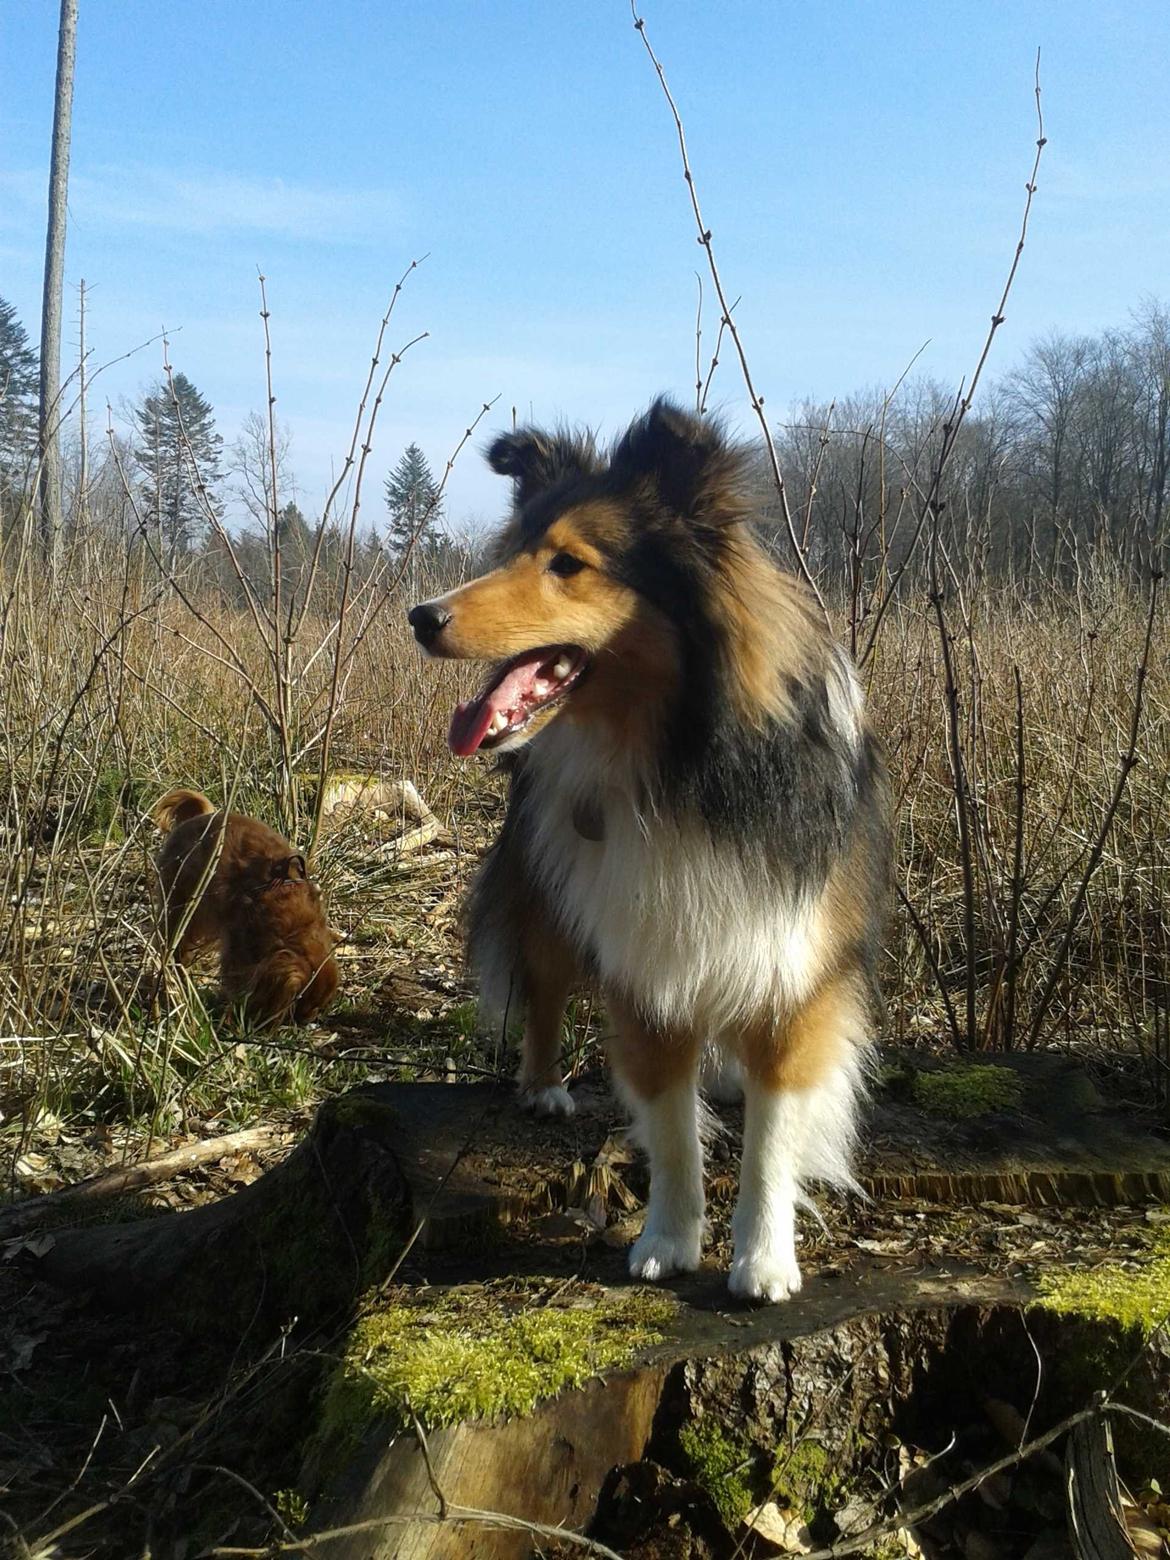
left=21, top=1083, right=575, bottom=1330
left=23, top=1092, right=419, bottom=1327
left=0, top=1125, right=289, bottom=1239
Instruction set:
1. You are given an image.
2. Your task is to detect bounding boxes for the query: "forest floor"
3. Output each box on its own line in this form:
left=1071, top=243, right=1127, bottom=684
left=3, top=802, right=1170, bottom=1558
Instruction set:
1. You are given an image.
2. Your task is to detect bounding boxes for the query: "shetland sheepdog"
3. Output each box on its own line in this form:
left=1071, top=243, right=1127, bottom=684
left=409, top=400, right=889, bottom=1301
left=153, top=788, right=340, bottom=1028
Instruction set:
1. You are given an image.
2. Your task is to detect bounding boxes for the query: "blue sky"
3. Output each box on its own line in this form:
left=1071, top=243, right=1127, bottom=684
left=2, top=1, right=1167, bottom=531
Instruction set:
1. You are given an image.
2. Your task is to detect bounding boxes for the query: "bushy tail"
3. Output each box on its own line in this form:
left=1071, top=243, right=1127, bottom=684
left=152, top=787, right=215, bottom=833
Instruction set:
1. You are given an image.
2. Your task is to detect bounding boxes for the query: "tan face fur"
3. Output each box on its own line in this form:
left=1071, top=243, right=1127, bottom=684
left=419, top=505, right=681, bottom=751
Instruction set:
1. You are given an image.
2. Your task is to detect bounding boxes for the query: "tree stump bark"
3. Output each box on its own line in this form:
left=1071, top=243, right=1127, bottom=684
left=16, top=1071, right=1170, bottom=1558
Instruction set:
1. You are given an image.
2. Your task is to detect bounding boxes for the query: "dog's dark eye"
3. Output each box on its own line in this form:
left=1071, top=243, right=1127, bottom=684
left=548, top=552, right=586, bottom=578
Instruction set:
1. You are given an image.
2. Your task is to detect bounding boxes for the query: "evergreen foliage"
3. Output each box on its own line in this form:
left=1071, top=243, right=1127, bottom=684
left=0, top=297, right=39, bottom=512
left=384, top=443, right=443, bottom=555
left=131, top=372, right=224, bottom=559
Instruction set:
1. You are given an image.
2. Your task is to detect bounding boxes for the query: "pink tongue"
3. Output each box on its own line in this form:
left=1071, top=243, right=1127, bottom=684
left=447, top=654, right=550, bottom=757
left=448, top=699, right=496, bottom=757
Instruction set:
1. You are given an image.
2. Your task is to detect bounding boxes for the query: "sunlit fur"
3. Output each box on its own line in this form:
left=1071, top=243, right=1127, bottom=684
left=413, top=399, right=890, bottom=1301
left=152, top=788, right=340, bottom=1029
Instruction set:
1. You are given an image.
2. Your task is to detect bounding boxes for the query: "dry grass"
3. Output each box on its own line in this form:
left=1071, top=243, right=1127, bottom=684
left=0, top=524, right=1167, bottom=1190
left=0, top=533, right=491, bottom=1173
left=873, top=563, right=1169, bottom=1073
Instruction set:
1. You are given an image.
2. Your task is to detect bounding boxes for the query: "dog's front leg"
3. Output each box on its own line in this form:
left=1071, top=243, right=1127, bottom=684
left=514, top=922, right=578, bottom=1118
left=517, top=980, right=575, bottom=1118
left=729, top=1080, right=806, bottom=1302
left=729, top=984, right=865, bottom=1301
left=611, top=1009, right=704, bottom=1281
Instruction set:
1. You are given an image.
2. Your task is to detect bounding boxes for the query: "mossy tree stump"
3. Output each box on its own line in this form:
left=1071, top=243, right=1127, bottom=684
left=18, top=1067, right=1170, bottom=1556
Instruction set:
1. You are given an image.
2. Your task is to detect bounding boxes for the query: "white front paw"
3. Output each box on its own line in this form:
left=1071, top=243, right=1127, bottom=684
left=628, top=1224, right=703, bottom=1282
left=728, top=1247, right=803, bottom=1303
left=518, top=1082, right=575, bottom=1118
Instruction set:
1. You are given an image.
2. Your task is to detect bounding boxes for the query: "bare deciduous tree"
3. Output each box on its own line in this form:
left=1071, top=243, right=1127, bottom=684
left=37, top=0, right=79, bottom=571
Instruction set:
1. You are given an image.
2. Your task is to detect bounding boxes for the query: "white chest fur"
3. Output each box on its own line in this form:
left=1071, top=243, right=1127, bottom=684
left=524, top=724, right=825, bottom=1036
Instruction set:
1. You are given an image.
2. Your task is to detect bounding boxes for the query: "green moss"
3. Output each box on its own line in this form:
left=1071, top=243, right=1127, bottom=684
left=1036, top=1229, right=1170, bottom=1334
left=326, top=1092, right=398, bottom=1131
left=877, top=1060, right=916, bottom=1100
left=869, top=1541, right=916, bottom=1560
left=678, top=1419, right=754, bottom=1528
left=773, top=1437, right=845, bottom=1520
left=318, top=1282, right=675, bottom=1459
left=1035, top=1231, right=1170, bottom=1487
left=274, top=1489, right=309, bottom=1528
left=912, top=1064, right=1023, bottom=1120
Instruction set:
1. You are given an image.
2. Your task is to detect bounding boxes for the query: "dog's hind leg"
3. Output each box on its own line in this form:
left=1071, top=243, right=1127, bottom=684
left=173, top=907, right=218, bottom=966
left=465, top=776, right=578, bottom=1117
left=730, top=978, right=867, bottom=1302
left=610, top=1005, right=705, bottom=1282
left=516, top=922, right=578, bottom=1118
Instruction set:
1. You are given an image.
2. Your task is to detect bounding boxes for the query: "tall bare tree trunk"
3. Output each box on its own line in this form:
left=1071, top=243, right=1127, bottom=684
left=38, top=0, right=79, bottom=572
left=77, top=277, right=88, bottom=534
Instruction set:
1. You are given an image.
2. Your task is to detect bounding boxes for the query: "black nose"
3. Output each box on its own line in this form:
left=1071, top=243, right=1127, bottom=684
left=408, top=601, right=452, bottom=646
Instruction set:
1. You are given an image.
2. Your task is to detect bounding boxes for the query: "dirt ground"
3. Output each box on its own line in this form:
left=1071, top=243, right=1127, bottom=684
left=3, top=813, right=1170, bottom=1558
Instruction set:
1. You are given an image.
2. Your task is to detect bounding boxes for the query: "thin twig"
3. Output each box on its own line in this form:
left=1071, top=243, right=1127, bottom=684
left=1026, top=568, right=1162, bottom=1047
left=797, top=1403, right=1097, bottom=1560
left=858, top=50, right=1047, bottom=663
left=205, top=1504, right=626, bottom=1559
left=290, top=255, right=429, bottom=646
left=0, top=1125, right=290, bottom=1236
left=630, top=2, right=829, bottom=622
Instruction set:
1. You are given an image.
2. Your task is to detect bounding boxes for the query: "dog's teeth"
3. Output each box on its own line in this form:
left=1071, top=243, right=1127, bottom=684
left=533, top=679, right=550, bottom=697
left=552, top=656, right=571, bottom=679
left=489, top=712, right=507, bottom=735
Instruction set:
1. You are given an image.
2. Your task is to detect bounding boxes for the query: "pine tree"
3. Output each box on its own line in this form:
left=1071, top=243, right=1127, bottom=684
left=274, top=500, right=314, bottom=592
left=277, top=500, right=313, bottom=555
left=0, top=297, right=39, bottom=514
left=132, top=372, right=224, bottom=560
left=384, top=443, right=443, bottom=555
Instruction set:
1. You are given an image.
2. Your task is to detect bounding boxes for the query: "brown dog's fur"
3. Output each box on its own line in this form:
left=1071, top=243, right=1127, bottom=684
left=152, top=788, right=339, bottom=1027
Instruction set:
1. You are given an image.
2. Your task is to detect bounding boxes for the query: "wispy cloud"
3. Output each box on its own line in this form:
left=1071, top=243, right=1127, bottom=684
left=0, top=165, right=399, bottom=242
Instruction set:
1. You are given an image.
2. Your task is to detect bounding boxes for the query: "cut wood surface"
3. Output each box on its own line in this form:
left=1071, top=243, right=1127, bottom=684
left=10, top=1057, right=1170, bottom=1560
left=21, top=1050, right=1170, bottom=1316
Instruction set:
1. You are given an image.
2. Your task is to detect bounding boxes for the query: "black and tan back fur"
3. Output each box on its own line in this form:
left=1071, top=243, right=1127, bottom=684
left=409, top=398, right=890, bottom=1302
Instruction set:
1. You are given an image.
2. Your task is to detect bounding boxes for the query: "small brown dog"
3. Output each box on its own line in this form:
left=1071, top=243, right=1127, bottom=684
left=152, top=788, right=340, bottom=1027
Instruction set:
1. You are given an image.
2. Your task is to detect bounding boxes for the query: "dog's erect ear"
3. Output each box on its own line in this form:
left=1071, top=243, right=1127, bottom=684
left=611, top=398, right=747, bottom=526
left=487, top=428, right=598, bottom=508
left=269, top=853, right=307, bottom=884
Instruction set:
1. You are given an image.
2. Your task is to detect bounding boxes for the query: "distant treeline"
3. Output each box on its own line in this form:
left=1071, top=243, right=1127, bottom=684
left=3, top=293, right=1167, bottom=595
left=764, top=300, right=1170, bottom=585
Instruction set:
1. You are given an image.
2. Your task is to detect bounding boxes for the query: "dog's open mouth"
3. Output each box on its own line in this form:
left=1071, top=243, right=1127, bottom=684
left=448, top=646, right=589, bottom=756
